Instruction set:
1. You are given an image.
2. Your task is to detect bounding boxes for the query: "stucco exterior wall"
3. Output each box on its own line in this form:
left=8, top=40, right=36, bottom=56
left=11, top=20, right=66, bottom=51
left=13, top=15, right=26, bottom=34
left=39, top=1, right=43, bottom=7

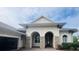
left=26, top=26, right=59, bottom=37
left=26, top=26, right=60, bottom=48
left=59, top=31, right=73, bottom=44
left=17, top=37, right=23, bottom=49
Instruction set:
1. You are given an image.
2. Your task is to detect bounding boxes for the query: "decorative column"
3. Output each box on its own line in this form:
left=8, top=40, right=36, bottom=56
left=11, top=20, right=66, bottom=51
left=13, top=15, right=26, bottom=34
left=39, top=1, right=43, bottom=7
left=26, top=36, right=31, bottom=48
left=54, top=36, right=59, bottom=49
left=40, top=36, right=45, bottom=49
left=17, top=37, right=22, bottom=50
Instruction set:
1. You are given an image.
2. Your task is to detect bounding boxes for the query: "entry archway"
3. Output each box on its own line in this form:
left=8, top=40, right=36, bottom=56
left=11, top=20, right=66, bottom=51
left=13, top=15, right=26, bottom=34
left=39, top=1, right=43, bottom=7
left=45, top=32, right=53, bottom=48
left=32, top=32, right=40, bottom=48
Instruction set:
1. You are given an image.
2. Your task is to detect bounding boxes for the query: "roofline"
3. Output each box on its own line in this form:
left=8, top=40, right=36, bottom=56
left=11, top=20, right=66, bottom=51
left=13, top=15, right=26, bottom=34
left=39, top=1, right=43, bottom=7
left=60, top=28, right=78, bottom=33
left=0, top=22, right=25, bottom=35
left=19, top=16, right=66, bottom=28
left=20, top=22, right=66, bottom=28
left=31, top=16, right=55, bottom=24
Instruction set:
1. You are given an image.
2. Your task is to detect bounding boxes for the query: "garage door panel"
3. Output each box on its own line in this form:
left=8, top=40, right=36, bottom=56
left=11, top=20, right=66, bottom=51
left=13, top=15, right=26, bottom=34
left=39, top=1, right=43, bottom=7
left=0, top=37, right=18, bottom=51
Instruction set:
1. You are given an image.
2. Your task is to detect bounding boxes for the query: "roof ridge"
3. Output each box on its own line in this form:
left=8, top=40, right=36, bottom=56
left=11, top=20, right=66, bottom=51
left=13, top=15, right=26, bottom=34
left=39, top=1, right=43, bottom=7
left=31, top=16, right=55, bottom=24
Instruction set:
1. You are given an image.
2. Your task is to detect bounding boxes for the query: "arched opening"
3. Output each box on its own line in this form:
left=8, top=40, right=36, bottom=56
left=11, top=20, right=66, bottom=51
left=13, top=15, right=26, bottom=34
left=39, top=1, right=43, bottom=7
left=45, top=32, right=53, bottom=48
left=32, top=32, right=40, bottom=48
left=63, top=35, right=67, bottom=43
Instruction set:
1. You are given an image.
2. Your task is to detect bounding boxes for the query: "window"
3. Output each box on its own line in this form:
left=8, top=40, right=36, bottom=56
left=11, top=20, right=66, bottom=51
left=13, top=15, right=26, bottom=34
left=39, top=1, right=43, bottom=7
left=32, top=32, right=40, bottom=43
left=63, top=35, right=67, bottom=43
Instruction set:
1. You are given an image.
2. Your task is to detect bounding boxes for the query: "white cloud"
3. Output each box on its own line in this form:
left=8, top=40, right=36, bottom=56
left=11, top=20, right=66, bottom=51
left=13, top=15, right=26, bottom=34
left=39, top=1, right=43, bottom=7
left=0, top=7, right=79, bottom=30
left=0, top=7, right=22, bottom=28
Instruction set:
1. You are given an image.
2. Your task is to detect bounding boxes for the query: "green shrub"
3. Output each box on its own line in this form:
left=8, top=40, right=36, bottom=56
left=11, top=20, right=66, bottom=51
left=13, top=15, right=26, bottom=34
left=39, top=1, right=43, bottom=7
left=70, top=46, right=74, bottom=50
left=57, top=45, right=63, bottom=50
left=62, top=42, right=79, bottom=50
left=57, top=42, right=79, bottom=50
left=72, top=36, right=79, bottom=50
left=62, top=43, right=72, bottom=50
left=72, top=42, right=79, bottom=50
left=73, top=36, right=78, bottom=43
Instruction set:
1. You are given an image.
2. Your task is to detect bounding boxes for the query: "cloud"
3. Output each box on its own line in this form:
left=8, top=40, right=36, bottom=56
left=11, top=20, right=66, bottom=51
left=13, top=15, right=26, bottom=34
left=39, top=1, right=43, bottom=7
left=0, top=7, right=22, bottom=28
left=0, top=7, right=79, bottom=30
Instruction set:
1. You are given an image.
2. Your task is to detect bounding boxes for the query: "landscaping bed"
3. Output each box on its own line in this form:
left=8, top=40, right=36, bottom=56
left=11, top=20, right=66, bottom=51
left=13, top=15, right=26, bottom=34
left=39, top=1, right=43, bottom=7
left=57, top=42, right=79, bottom=51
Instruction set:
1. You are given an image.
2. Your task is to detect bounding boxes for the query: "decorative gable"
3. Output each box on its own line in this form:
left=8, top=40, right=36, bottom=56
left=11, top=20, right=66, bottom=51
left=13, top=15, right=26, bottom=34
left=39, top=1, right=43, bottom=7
left=32, top=16, right=54, bottom=24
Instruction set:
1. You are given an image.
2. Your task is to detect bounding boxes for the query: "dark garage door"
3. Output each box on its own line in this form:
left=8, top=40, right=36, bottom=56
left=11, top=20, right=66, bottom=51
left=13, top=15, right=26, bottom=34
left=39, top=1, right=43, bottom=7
left=0, top=37, right=18, bottom=51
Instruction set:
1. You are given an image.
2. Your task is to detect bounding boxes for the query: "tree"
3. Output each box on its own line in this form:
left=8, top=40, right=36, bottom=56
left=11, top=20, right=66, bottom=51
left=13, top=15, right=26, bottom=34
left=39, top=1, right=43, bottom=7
left=73, top=36, right=78, bottom=43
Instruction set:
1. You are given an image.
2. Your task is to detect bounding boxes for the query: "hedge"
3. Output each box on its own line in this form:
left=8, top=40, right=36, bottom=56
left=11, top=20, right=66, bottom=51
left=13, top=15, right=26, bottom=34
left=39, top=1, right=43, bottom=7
left=58, top=42, right=79, bottom=50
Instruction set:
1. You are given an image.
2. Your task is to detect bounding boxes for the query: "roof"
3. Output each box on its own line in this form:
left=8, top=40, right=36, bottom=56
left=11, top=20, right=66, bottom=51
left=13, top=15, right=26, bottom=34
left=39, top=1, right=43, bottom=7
left=17, top=28, right=26, bottom=33
left=0, top=22, right=25, bottom=35
left=31, top=16, right=55, bottom=24
left=20, top=23, right=66, bottom=28
left=20, top=16, right=66, bottom=28
left=60, top=28, right=78, bottom=33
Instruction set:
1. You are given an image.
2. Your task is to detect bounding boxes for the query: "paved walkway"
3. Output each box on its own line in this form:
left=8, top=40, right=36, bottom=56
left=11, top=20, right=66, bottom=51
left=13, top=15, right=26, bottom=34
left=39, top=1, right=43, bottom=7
left=19, top=48, right=59, bottom=51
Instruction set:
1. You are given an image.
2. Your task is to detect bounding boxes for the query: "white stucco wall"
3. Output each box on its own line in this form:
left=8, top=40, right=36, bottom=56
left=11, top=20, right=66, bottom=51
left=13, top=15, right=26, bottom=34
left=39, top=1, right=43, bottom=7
left=26, top=26, right=59, bottom=37
left=26, top=26, right=60, bottom=48
left=59, top=31, right=73, bottom=44
left=17, top=37, right=23, bottom=49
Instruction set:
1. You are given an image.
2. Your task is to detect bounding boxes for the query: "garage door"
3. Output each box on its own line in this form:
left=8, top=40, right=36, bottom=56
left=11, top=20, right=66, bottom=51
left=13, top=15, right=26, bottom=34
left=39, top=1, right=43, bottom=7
left=0, top=37, right=18, bottom=51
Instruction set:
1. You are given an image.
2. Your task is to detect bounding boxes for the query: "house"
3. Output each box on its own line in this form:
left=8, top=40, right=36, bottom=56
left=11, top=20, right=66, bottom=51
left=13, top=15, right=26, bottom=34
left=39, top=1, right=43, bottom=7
left=20, top=16, right=78, bottom=49
left=0, top=16, right=78, bottom=50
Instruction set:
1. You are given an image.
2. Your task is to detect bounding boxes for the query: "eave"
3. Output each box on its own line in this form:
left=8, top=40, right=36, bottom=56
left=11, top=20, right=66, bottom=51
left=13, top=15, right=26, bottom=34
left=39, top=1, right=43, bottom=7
left=60, top=28, right=78, bottom=33
left=20, top=22, right=66, bottom=28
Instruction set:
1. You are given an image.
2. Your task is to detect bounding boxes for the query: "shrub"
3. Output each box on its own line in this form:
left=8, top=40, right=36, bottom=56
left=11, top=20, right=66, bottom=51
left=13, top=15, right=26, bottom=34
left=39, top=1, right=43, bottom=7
left=62, top=43, right=72, bottom=50
left=72, top=42, right=79, bottom=50
left=73, top=36, right=78, bottom=43
left=57, top=45, right=63, bottom=50
left=62, top=42, right=79, bottom=50
left=57, top=42, right=79, bottom=50
left=70, top=46, right=74, bottom=50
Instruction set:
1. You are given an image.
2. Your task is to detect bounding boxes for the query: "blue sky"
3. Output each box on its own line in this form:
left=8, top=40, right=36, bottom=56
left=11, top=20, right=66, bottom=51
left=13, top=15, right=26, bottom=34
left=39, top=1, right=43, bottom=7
left=0, top=7, right=79, bottom=30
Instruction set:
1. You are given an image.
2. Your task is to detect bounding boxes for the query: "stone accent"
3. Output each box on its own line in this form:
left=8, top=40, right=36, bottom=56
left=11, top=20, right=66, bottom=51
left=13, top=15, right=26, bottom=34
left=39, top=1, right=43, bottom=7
left=40, top=36, right=45, bottom=48
left=54, top=36, right=59, bottom=49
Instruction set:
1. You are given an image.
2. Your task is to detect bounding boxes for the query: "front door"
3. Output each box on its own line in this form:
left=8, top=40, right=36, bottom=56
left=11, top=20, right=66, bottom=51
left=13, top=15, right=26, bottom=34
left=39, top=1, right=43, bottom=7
left=45, top=32, right=53, bottom=48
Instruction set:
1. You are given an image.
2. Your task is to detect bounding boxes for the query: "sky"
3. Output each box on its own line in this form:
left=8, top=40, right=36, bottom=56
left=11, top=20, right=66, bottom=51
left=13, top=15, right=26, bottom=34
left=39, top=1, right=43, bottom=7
left=0, top=7, right=79, bottom=30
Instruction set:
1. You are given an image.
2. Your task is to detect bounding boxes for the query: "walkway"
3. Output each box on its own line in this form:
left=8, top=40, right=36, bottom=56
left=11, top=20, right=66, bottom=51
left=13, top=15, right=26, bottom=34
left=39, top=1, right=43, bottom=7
left=18, top=48, right=59, bottom=51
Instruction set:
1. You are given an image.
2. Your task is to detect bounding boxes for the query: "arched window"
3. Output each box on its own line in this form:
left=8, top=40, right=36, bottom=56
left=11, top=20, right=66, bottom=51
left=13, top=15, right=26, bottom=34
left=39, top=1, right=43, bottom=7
left=32, top=32, right=40, bottom=47
left=63, top=35, right=67, bottom=43
left=32, top=32, right=40, bottom=43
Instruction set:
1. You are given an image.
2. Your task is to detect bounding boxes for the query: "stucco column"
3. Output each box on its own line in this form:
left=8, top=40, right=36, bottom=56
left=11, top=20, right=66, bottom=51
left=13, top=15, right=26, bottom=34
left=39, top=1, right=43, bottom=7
left=17, top=37, right=22, bottom=50
left=54, top=36, right=59, bottom=49
left=40, top=36, right=45, bottom=49
left=26, top=36, right=31, bottom=48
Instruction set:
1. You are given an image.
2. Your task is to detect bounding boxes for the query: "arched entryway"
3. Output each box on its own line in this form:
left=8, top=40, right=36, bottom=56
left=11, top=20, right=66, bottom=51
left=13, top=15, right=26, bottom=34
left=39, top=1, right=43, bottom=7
left=45, top=32, right=53, bottom=48
left=32, top=32, right=40, bottom=48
